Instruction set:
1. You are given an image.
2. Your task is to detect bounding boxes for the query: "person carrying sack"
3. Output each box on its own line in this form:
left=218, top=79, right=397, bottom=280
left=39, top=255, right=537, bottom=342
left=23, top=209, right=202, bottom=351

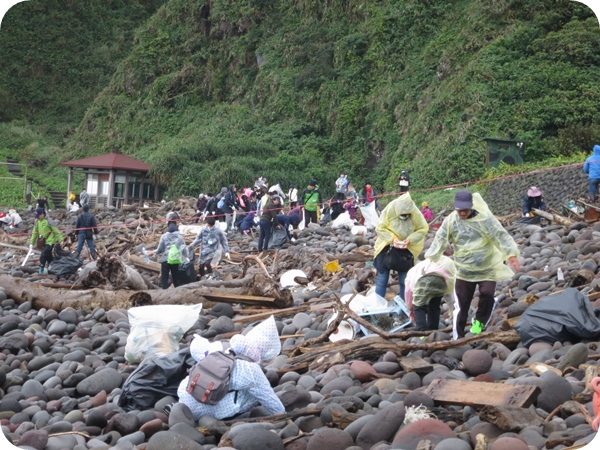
left=372, top=193, right=428, bottom=300
left=30, top=208, right=63, bottom=274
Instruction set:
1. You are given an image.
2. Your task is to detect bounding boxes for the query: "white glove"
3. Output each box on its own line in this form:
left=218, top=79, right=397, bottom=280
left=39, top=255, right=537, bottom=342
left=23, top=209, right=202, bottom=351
left=225, top=253, right=230, bottom=259
left=93, top=234, right=97, bottom=240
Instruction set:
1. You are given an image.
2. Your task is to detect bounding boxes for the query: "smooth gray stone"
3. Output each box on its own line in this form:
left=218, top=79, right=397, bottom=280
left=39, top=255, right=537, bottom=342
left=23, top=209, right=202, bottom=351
left=146, top=431, right=207, bottom=450
left=169, top=423, right=207, bottom=445
left=76, top=368, right=122, bottom=396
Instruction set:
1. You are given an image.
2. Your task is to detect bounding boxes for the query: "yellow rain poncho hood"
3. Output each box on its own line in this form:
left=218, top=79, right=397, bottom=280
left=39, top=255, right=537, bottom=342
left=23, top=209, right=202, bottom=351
left=425, top=193, right=519, bottom=282
left=374, top=193, right=429, bottom=259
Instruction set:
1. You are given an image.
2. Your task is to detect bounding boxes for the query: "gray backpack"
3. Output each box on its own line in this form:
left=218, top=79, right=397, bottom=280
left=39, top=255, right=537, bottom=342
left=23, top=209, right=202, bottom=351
left=185, top=350, right=252, bottom=404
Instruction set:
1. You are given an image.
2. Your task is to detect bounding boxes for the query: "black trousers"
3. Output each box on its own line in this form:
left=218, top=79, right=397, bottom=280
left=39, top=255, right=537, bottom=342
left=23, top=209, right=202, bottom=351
left=160, top=261, right=182, bottom=289
left=304, top=210, right=317, bottom=226
left=454, top=279, right=496, bottom=338
left=198, top=261, right=212, bottom=277
left=413, top=297, right=442, bottom=331
left=258, top=220, right=272, bottom=252
left=40, top=244, right=54, bottom=268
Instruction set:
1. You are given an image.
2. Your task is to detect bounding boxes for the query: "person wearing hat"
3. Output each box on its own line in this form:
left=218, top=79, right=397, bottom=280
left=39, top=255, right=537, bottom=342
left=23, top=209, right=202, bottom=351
left=30, top=208, right=63, bottom=274
left=583, top=144, right=600, bottom=203
left=148, top=212, right=189, bottom=289
left=373, top=193, right=428, bottom=300
left=421, top=202, right=434, bottom=222
left=74, top=204, right=99, bottom=260
left=257, top=195, right=282, bottom=252
left=300, top=180, right=322, bottom=227
left=425, top=190, right=520, bottom=339
left=522, top=186, right=547, bottom=217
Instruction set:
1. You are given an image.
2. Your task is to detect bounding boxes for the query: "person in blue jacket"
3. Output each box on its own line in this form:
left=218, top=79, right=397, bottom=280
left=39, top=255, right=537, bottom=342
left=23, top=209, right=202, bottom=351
left=583, top=144, right=600, bottom=203
left=239, top=211, right=256, bottom=235
left=276, top=213, right=301, bottom=239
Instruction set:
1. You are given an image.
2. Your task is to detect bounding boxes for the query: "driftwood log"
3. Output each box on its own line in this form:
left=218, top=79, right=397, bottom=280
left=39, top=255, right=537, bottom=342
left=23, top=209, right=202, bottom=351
left=532, top=208, right=574, bottom=227
left=0, top=270, right=294, bottom=311
left=284, top=331, right=522, bottom=373
left=0, top=274, right=210, bottom=311
left=81, top=253, right=149, bottom=290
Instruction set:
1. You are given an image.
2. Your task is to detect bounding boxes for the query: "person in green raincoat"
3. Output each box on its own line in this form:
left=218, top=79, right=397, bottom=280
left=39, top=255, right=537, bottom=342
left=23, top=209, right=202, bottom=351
left=425, top=190, right=520, bottom=339
left=373, top=193, right=429, bottom=300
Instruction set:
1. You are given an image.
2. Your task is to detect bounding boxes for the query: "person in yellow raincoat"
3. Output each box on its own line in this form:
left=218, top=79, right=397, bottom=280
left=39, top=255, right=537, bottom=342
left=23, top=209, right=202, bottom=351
left=373, top=193, right=429, bottom=300
left=425, top=190, right=520, bottom=339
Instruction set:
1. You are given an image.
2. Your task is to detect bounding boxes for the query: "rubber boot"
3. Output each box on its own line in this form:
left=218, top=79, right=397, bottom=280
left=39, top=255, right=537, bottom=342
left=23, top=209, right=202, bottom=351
left=38, top=266, right=44, bottom=274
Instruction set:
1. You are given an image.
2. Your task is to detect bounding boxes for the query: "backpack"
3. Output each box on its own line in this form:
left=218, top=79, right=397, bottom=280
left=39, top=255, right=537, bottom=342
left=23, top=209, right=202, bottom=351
left=217, top=197, right=225, bottom=210
left=167, top=244, right=182, bottom=264
left=185, top=350, right=252, bottom=405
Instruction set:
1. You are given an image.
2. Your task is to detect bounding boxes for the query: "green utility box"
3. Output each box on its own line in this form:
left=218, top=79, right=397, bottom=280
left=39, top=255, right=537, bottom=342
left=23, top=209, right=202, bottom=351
left=483, top=138, right=525, bottom=167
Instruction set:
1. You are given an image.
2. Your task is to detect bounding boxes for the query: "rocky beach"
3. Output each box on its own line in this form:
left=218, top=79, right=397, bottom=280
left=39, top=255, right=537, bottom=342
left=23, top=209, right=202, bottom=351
left=1, top=195, right=600, bottom=450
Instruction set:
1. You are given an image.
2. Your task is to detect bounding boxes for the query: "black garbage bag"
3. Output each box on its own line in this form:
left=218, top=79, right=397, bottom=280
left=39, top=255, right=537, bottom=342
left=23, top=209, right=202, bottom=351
left=515, top=215, right=542, bottom=225
left=118, top=347, right=194, bottom=411
left=514, top=288, right=600, bottom=347
left=48, top=254, right=83, bottom=278
left=178, top=253, right=196, bottom=285
left=268, top=227, right=289, bottom=249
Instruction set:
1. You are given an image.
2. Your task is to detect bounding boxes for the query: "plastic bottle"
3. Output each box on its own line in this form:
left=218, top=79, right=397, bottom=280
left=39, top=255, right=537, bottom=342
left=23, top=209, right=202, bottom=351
left=142, top=247, right=150, bottom=263
left=557, top=267, right=564, bottom=281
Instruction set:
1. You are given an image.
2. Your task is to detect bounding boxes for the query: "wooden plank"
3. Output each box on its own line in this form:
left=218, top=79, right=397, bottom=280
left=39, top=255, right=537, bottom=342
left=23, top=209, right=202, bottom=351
left=233, top=301, right=335, bottom=323
left=202, top=293, right=278, bottom=306
left=423, top=378, right=540, bottom=408
left=399, top=355, right=434, bottom=374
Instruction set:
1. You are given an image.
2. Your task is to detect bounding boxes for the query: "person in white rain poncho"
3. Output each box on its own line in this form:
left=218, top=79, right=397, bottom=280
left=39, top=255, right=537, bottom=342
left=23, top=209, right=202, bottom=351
left=188, top=216, right=230, bottom=277
left=425, top=190, right=520, bottom=339
left=177, top=316, right=285, bottom=420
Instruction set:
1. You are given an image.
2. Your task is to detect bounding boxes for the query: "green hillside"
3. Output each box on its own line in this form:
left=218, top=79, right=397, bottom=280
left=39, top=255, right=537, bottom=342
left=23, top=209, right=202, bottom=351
left=1, top=0, right=599, bottom=202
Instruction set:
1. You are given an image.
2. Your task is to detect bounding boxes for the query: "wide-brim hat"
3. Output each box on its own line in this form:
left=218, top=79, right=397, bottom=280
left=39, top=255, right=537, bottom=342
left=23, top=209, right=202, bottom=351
left=35, top=208, right=45, bottom=218
left=527, top=186, right=542, bottom=197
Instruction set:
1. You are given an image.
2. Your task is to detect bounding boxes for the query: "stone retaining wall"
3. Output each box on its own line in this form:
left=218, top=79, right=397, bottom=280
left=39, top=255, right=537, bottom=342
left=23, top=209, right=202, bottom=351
left=483, top=164, right=589, bottom=215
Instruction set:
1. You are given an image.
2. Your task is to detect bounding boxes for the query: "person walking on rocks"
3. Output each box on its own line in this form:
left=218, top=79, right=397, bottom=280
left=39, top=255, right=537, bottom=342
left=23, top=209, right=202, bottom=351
left=583, top=144, right=600, bottom=203
left=300, top=180, right=322, bottom=227
left=188, top=216, right=230, bottom=278
left=30, top=208, right=63, bottom=274
left=177, top=316, right=285, bottom=420
left=425, top=190, right=520, bottom=339
left=79, top=188, right=90, bottom=208
left=148, top=212, right=188, bottom=289
left=373, top=193, right=428, bottom=300
left=74, top=204, right=99, bottom=259
left=36, top=195, right=50, bottom=212
left=258, top=195, right=282, bottom=252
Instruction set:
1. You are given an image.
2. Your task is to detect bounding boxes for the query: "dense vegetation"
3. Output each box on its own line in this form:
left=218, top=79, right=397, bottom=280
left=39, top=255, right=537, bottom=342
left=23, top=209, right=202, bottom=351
left=0, top=0, right=599, bottom=203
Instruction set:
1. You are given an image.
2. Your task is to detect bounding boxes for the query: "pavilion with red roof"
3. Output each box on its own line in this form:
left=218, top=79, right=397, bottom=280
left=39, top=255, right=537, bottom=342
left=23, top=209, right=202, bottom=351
left=60, top=148, right=157, bottom=208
